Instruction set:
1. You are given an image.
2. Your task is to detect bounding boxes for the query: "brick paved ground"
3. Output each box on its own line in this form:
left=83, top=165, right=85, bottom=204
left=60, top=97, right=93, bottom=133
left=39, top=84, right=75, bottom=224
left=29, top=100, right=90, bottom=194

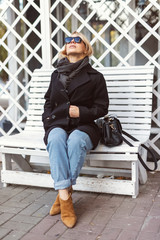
left=0, top=162, right=160, bottom=240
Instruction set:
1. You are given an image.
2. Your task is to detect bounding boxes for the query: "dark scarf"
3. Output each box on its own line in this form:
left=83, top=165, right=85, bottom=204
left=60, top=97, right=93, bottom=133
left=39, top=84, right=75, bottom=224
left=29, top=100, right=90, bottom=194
left=56, top=57, right=89, bottom=89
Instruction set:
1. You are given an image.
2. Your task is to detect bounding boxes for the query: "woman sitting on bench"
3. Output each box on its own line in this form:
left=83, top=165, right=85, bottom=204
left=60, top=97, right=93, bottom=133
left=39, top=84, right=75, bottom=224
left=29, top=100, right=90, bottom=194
left=42, top=31, right=109, bottom=228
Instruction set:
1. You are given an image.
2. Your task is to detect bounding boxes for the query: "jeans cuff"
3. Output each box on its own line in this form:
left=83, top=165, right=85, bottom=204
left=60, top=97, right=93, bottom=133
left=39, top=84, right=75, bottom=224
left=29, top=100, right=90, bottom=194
left=71, top=179, right=76, bottom=185
left=54, top=179, right=71, bottom=190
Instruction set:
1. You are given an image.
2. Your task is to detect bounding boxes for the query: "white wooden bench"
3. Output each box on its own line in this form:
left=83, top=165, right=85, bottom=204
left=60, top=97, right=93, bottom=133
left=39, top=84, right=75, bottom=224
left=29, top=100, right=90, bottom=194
left=0, top=66, right=154, bottom=198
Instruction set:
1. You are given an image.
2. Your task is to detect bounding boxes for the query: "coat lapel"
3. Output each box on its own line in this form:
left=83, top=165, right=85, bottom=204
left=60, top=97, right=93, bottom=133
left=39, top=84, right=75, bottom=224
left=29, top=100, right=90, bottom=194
left=68, top=70, right=91, bottom=95
left=53, top=72, right=69, bottom=100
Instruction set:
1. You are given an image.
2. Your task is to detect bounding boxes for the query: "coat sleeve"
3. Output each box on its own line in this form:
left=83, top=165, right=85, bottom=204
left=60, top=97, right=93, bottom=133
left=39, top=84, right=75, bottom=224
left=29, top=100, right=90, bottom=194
left=78, top=73, right=109, bottom=123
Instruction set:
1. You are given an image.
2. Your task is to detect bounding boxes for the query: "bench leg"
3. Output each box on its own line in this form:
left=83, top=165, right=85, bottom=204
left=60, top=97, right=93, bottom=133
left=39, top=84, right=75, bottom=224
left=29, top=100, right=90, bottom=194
left=1, top=153, right=12, bottom=187
left=138, top=146, right=148, bottom=184
left=11, top=154, right=33, bottom=172
left=132, top=161, right=139, bottom=198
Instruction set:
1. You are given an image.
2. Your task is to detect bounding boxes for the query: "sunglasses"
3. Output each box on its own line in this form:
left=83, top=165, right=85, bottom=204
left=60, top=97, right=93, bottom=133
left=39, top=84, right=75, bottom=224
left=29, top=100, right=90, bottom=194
left=65, top=36, right=83, bottom=44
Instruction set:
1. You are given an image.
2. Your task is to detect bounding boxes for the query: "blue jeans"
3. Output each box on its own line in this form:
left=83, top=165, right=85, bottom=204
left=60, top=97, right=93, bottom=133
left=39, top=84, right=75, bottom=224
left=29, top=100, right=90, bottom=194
left=47, top=128, right=93, bottom=190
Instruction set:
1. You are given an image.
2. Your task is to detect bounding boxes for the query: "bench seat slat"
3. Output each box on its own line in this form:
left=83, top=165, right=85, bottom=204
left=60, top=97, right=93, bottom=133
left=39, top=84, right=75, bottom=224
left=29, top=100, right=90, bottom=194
left=0, top=135, right=139, bottom=154
left=30, top=82, right=50, bottom=87
left=104, top=75, right=154, bottom=81
left=106, top=80, right=152, bottom=87
left=27, top=110, right=44, bottom=115
left=119, top=118, right=151, bottom=123
left=122, top=124, right=151, bottom=130
left=110, top=99, right=153, bottom=105
left=109, top=93, right=152, bottom=98
left=29, top=99, right=45, bottom=104
left=108, top=87, right=152, bottom=93
left=30, top=89, right=48, bottom=93
left=109, top=105, right=152, bottom=111
left=25, top=121, right=43, bottom=126
left=0, top=132, right=45, bottom=149
left=109, top=112, right=151, bottom=117
left=25, top=126, right=44, bottom=131
left=96, top=65, right=154, bottom=72
left=89, top=154, right=138, bottom=161
left=28, top=105, right=44, bottom=110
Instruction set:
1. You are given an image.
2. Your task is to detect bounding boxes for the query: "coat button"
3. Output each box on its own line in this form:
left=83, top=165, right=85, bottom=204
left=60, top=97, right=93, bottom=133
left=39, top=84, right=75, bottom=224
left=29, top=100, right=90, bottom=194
left=66, top=101, right=70, bottom=105
left=52, top=115, right=56, bottom=119
left=55, top=102, right=58, bottom=107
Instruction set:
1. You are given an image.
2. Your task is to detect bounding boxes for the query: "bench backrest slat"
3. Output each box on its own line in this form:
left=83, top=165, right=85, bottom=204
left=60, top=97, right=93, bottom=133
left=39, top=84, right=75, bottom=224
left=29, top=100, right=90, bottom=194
left=25, top=66, right=154, bottom=142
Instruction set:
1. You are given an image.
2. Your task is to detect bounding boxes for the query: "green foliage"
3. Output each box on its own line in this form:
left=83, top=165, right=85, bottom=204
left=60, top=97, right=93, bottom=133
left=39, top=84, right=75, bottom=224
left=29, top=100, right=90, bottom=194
left=0, top=21, right=8, bottom=81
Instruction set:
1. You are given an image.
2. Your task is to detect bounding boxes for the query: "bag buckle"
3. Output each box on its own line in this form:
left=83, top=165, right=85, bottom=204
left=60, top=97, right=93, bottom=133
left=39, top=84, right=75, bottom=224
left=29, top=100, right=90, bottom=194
left=110, top=124, right=115, bottom=130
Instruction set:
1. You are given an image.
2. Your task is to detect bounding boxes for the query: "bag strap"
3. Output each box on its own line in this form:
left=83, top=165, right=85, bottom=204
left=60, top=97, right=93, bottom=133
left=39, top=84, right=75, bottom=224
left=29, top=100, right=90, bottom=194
left=138, top=144, right=158, bottom=171
left=122, top=130, right=158, bottom=172
left=114, top=129, right=136, bottom=147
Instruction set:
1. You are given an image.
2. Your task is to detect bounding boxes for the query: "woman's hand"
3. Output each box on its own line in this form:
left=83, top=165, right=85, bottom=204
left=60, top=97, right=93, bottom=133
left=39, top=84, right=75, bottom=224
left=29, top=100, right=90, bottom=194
left=69, top=105, right=80, bottom=118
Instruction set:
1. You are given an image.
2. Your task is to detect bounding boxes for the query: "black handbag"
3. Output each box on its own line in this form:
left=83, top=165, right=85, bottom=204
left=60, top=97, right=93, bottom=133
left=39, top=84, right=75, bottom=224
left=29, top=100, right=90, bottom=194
left=96, top=115, right=123, bottom=147
left=96, top=115, right=158, bottom=171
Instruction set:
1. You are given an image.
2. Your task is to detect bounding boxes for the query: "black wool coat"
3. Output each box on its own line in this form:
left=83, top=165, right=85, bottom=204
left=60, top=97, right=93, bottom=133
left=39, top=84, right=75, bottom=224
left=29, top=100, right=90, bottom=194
left=42, top=63, right=109, bottom=149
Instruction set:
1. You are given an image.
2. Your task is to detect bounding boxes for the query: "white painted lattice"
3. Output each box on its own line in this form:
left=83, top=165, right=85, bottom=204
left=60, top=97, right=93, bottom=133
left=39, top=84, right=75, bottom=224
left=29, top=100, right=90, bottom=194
left=0, top=0, right=160, bottom=159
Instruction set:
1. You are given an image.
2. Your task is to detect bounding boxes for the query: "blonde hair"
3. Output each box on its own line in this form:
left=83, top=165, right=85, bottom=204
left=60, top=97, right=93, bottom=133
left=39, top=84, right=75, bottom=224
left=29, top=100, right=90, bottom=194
left=59, top=31, right=93, bottom=59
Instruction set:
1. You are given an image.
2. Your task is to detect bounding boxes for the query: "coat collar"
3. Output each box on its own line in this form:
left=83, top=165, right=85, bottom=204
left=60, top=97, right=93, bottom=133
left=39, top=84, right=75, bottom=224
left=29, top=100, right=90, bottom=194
left=53, top=63, right=99, bottom=75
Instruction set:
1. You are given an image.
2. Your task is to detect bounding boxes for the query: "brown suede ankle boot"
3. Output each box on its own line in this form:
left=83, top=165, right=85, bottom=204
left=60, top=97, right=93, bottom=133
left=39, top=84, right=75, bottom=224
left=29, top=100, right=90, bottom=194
left=59, top=195, right=77, bottom=228
left=50, top=188, right=73, bottom=216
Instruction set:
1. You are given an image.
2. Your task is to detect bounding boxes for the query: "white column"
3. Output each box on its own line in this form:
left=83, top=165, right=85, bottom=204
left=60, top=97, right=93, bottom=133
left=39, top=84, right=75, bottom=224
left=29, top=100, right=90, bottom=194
left=40, top=0, right=52, bottom=68
left=7, top=6, right=18, bottom=122
left=128, top=0, right=135, bottom=66
left=56, top=5, right=63, bottom=48
left=104, top=28, right=111, bottom=67
left=71, top=0, right=78, bottom=32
